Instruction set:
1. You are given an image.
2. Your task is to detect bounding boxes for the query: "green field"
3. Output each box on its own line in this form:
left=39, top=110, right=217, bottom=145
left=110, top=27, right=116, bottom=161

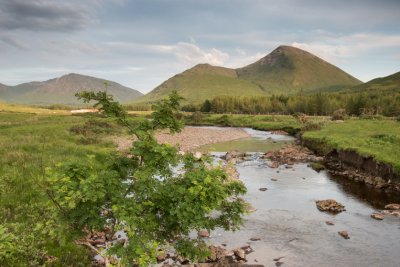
left=1, top=107, right=400, bottom=265
left=303, top=118, right=400, bottom=171
left=0, top=111, right=144, bottom=265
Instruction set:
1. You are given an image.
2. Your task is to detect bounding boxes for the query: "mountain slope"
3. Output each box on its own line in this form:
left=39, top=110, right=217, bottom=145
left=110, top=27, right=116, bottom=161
left=350, top=71, right=400, bottom=92
left=135, top=45, right=361, bottom=104
left=236, top=45, right=361, bottom=94
left=136, top=64, right=265, bottom=104
left=0, top=73, right=142, bottom=105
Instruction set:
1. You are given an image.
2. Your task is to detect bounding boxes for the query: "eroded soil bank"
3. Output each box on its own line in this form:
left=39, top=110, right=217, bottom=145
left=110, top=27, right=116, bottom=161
left=300, top=137, right=400, bottom=192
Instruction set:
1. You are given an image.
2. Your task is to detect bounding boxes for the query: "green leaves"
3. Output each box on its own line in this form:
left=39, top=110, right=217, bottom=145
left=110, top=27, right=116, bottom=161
left=44, top=90, right=247, bottom=266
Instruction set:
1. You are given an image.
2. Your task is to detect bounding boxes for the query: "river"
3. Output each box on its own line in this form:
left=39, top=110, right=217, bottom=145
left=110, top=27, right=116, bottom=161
left=200, top=128, right=400, bottom=267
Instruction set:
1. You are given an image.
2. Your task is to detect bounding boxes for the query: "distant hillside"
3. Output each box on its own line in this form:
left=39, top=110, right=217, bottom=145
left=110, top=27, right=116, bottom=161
left=350, top=71, right=400, bottom=92
left=236, top=45, right=361, bottom=94
left=135, top=45, right=361, bottom=104
left=0, top=73, right=142, bottom=105
left=137, top=64, right=265, bottom=104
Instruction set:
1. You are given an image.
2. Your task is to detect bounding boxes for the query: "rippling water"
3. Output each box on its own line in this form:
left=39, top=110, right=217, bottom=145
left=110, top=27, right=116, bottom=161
left=198, top=128, right=400, bottom=267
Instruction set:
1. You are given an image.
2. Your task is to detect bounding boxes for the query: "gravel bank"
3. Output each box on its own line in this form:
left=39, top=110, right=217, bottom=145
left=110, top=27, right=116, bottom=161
left=116, top=126, right=250, bottom=152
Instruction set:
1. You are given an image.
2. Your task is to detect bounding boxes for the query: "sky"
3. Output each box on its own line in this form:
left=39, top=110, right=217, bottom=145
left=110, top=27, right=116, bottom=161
left=1, top=0, right=399, bottom=94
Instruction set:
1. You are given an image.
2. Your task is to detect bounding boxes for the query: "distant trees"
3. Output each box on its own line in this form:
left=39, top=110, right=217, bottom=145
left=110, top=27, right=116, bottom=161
left=190, top=90, right=400, bottom=117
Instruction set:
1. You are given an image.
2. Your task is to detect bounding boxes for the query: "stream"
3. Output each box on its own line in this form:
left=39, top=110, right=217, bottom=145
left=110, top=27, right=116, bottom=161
left=200, top=128, right=400, bottom=267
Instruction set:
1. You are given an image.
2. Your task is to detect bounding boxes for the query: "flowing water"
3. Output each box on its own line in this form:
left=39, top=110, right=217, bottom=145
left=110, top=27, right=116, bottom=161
left=200, top=128, right=400, bottom=267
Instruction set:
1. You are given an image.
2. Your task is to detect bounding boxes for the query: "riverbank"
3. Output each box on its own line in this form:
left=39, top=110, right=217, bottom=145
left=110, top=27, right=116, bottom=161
left=116, top=126, right=251, bottom=152
left=301, top=119, right=400, bottom=192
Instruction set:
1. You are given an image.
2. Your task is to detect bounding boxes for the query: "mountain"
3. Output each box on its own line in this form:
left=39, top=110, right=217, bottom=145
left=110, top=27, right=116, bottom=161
left=350, top=71, right=400, bottom=92
left=0, top=73, right=143, bottom=105
left=236, top=45, right=361, bottom=94
left=135, top=45, right=361, bottom=104
left=137, top=64, right=265, bottom=104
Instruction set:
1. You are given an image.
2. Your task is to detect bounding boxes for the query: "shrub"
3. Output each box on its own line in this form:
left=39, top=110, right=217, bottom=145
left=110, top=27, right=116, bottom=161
left=331, top=109, right=347, bottom=121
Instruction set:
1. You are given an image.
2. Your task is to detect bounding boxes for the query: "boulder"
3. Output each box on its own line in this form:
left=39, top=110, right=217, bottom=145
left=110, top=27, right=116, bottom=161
left=385, top=203, right=400, bottom=210
left=316, top=199, right=345, bottom=213
left=225, top=150, right=246, bottom=161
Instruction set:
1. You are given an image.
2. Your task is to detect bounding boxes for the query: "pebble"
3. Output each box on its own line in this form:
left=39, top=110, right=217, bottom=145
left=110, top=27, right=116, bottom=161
left=338, top=231, right=350, bottom=239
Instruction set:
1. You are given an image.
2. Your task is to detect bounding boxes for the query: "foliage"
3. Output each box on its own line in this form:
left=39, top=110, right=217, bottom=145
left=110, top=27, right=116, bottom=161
left=200, top=90, right=400, bottom=116
left=189, top=111, right=204, bottom=124
left=45, top=91, right=247, bottom=265
left=331, top=109, right=347, bottom=121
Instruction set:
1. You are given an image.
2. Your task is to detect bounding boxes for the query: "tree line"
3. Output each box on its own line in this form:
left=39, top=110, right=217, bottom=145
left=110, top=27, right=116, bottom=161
left=181, top=90, right=400, bottom=116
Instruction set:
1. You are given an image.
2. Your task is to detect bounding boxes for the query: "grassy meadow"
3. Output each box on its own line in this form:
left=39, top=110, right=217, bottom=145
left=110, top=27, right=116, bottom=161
left=1, top=104, right=399, bottom=265
left=303, top=118, right=400, bottom=171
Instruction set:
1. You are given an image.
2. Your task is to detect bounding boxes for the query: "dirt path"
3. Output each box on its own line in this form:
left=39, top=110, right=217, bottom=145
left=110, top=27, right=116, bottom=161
left=116, top=126, right=250, bottom=152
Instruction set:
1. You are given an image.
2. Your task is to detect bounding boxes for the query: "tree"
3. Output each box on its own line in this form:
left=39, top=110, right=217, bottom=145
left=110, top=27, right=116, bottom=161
left=200, top=99, right=212, bottom=113
left=44, top=91, right=247, bottom=266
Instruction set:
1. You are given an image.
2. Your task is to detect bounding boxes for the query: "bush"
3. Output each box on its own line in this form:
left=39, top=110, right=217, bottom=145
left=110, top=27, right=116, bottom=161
left=216, top=115, right=232, bottom=126
left=189, top=111, right=204, bottom=124
left=331, top=109, right=347, bottom=121
left=301, top=121, right=323, bottom=131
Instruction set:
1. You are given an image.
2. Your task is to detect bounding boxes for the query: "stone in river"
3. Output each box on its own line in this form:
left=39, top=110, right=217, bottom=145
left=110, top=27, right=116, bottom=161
left=338, top=231, right=350, bottom=239
left=371, top=213, right=384, bottom=220
left=385, top=203, right=400, bottom=210
left=271, top=178, right=278, bottom=181
left=325, top=221, right=335, bottom=225
left=259, top=188, right=268, bottom=191
left=316, top=199, right=345, bottom=213
left=198, top=229, right=209, bottom=238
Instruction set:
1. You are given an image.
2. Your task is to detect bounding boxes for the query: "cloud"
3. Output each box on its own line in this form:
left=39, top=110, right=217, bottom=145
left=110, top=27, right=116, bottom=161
left=0, top=32, right=27, bottom=50
left=291, top=33, right=400, bottom=62
left=0, top=0, right=93, bottom=32
left=148, top=42, right=229, bottom=66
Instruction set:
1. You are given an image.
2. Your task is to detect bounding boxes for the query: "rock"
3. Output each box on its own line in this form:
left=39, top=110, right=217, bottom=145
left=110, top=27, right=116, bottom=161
left=241, top=245, right=254, bottom=254
left=233, top=249, right=246, bottom=260
left=194, top=151, right=202, bottom=160
left=275, top=262, right=284, bottom=266
left=259, top=188, right=268, bottom=191
left=338, top=231, right=350, bottom=239
left=371, top=213, right=384, bottom=220
left=382, top=209, right=400, bottom=217
left=271, top=178, right=278, bottom=181
left=385, top=203, right=400, bottom=210
left=310, top=162, right=325, bottom=172
left=225, top=150, right=246, bottom=161
left=198, top=229, right=209, bottom=238
left=156, top=250, right=167, bottom=262
left=273, top=256, right=285, bottom=261
left=325, top=221, right=335, bottom=225
left=250, top=237, right=261, bottom=241
left=316, top=199, right=345, bottom=213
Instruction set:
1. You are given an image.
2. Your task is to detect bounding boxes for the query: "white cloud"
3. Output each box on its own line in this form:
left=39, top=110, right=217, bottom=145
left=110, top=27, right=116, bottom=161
left=292, top=33, right=400, bottom=62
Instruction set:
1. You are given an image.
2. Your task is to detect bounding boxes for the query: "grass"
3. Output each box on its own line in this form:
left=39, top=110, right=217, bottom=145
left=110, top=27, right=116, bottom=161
left=0, top=111, right=145, bottom=265
left=133, top=64, right=266, bottom=104
left=185, top=113, right=328, bottom=134
left=0, top=103, right=71, bottom=115
left=303, top=118, right=400, bottom=171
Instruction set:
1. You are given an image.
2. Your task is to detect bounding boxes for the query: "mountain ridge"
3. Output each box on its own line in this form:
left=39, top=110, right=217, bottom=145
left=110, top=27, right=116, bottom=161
left=135, top=45, right=362, bottom=104
left=0, top=73, right=143, bottom=105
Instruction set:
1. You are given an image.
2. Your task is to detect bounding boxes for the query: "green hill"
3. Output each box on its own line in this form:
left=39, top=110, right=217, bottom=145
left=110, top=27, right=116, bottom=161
left=236, top=45, right=361, bottom=94
left=350, top=71, right=400, bottom=92
left=136, top=64, right=265, bottom=104
left=0, top=73, right=143, bottom=105
left=135, top=45, right=361, bottom=104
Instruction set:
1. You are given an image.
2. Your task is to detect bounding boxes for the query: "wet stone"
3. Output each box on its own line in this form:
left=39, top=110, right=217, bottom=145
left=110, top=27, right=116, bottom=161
left=338, top=231, right=350, bottom=239
left=371, top=213, right=384, bottom=220
left=259, top=188, right=268, bottom=191
left=325, top=221, right=335, bottom=225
